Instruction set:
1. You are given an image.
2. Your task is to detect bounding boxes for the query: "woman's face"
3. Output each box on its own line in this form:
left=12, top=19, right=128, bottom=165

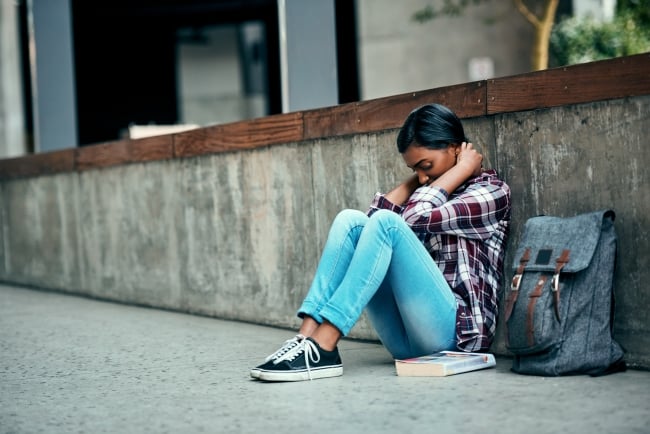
left=402, top=143, right=459, bottom=185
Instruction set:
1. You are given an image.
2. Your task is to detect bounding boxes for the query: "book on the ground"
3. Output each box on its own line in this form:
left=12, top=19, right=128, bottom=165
left=395, top=351, right=496, bottom=377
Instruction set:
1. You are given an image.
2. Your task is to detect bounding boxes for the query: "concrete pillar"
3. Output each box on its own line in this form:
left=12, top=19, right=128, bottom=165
left=28, top=0, right=78, bottom=152
left=277, top=0, right=338, bottom=113
left=0, top=0, right=26, bottom=158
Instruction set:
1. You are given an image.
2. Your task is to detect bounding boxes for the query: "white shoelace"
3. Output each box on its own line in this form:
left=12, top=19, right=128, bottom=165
left=264, top=334, right=305, bottom=362
left=273, top=338, right=321, bottom=380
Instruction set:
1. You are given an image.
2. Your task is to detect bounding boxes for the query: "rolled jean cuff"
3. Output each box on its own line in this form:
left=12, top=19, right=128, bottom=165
left=296, top=300, right=324, bottom=324
left=316, top=304, right=356, bottom=336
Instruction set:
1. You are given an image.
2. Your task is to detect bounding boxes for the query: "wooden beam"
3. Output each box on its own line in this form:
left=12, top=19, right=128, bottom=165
left=486, top=53, right=650, bottom=114
left=74, top=135, right=174, bottom=172
left=303, top=82, right=486, bottom=140
left=174, top=112, right=303, bottom=158
left=0, top=149, right=74, bottom=180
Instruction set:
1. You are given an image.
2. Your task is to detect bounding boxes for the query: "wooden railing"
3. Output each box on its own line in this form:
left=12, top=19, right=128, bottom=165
left=1, top=53, right=648, bottom=180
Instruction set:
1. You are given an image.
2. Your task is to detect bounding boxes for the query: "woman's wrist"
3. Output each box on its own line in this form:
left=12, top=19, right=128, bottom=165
left=430, top=162, right=473, bottom=193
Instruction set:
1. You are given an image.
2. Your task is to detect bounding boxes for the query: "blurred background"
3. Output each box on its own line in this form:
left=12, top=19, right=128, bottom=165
left=0, top=0, right=648, bottom=157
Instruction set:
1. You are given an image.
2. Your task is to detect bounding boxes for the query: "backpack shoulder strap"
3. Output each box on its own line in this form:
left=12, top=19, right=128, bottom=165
left=504, top=248, right=531, bottom=348
left=504, top=247, right=531, bottom=323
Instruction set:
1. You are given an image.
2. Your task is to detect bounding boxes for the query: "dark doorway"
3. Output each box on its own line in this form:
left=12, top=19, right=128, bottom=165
left=71, top=0, right=280, bottom=145
left=67, top=1, right=358, bottom=146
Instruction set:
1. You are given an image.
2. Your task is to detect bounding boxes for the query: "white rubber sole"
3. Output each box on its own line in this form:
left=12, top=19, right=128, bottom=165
left=257, top=365, right=343, bottom=382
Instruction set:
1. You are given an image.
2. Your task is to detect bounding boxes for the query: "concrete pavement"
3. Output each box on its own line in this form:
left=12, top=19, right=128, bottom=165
left=1, top=283, right=648, bottom=434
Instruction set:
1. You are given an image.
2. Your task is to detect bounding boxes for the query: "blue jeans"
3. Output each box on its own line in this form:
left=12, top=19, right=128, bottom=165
left=298, top=209, right=457, bottom=359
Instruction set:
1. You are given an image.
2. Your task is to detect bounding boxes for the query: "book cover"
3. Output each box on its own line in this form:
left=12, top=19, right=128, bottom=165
left=395, top=351, right=496, bottom=377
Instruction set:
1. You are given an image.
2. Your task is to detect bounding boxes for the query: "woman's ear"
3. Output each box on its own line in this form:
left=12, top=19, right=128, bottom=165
left=448, top=143, right=461, bottom=156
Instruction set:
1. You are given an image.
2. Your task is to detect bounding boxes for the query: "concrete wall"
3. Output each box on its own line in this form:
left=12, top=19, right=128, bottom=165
left=1, top=53, right=649, bottom=368
left=1, top=92, right=648, bottom=368
left=491, top=97, right=650, bottom=361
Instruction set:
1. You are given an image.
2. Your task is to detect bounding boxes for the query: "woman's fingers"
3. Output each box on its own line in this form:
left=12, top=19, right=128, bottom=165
left=457, top=142, right=482, bottom=176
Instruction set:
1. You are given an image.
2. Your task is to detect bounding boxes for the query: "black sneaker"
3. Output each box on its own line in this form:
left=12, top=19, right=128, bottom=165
left=257, top=337, right=343, bottom=382
left=250, top=334, right=305, bottom=379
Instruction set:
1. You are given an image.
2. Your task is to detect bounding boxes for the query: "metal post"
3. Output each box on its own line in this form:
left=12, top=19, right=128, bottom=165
left=27, top=0, right=78, bottom=152
left=277, top=0, right=338, bottom=113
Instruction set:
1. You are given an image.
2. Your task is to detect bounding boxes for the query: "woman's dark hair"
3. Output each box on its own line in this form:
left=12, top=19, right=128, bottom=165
left=396, top=103, right=468, bottom=153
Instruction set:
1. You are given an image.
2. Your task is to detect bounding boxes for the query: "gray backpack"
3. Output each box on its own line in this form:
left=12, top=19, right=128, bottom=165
left=504, top=210, right=626, bottom=376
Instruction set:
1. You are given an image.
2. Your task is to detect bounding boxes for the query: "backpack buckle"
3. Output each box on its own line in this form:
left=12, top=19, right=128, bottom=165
left=551, top=273, right=560, bottom=292
left=510, top=248, right=531, bottom=292
left=511, top=274, right=522, bottom=291
left=551, top=250, right=571, bottom=322
left=504, top=249, right=532, bottom=326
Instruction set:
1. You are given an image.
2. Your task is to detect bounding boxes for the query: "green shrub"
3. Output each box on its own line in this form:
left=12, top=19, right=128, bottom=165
left=550, top=12, right=650, bottom=67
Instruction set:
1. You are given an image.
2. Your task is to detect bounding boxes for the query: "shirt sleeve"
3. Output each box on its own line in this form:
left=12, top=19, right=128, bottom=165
left=366, top=192, right=404, bottom=217
left=400, top=174, right=510, bottom=241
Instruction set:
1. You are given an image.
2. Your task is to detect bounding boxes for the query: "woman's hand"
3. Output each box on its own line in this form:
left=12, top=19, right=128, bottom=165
left=456, top=142, right=483, bottom=178
left=424, top=142, right=482, bottom=195
left=384, top=143, right=483, bottom=205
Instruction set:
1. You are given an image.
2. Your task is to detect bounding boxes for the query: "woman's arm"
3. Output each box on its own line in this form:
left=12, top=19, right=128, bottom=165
left=402, top=177, right=511, bottom=240
left=429, top=142, right=482, bottom=195
left=383, top=174, right=420, bottom=205
left=384, top=143, right=481, bottom=204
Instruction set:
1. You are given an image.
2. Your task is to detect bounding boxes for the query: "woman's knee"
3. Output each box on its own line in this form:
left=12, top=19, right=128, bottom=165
left=368, top=209, right=404, bottom=228
left=333, top=209, right=368, bottom=226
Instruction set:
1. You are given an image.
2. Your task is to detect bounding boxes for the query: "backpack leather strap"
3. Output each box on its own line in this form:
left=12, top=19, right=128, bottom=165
left=504, top=248, right=531, bottom=323
left=551, top=249, right=570, bottom=321
left=504, top=249, right=531, bottom=348
left=527, top=275, right=548, bottom=347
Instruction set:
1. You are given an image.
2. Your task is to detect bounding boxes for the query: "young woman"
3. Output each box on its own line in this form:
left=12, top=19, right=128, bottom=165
left=251, top=103, right=511, bottom=382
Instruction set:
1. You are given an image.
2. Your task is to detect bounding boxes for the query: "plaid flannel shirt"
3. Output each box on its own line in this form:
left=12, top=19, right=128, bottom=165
left=367, top=169, right=511, bottom=352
